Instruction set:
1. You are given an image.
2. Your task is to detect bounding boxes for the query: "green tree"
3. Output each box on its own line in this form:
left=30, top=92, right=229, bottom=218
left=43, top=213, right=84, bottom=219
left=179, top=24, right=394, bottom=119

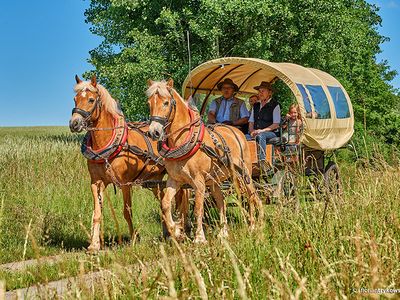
left=84, top=0, right=400, bottom=143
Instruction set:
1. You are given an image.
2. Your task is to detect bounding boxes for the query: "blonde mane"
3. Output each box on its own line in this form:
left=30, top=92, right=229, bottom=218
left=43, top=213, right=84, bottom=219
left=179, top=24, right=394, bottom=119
left=146, top=80, right=174, bottom=99
left=74, top=81, right=122, bottom=117
left=146, top=80, right=199, bottom=112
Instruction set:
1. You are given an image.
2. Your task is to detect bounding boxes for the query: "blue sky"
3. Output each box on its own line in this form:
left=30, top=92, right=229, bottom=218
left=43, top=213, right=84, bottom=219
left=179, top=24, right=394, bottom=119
left=0, top=1, right=399, bottom=126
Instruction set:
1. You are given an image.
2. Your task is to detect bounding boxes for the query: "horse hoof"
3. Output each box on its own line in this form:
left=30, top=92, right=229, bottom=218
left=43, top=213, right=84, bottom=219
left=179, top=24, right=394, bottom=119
left=218, top=228, right=229, bottom=239
left=130, top=231, right=140, bottom=243
left=174, top=226, right=183, bottom=239
left=249, top=224, right=256, bottom=231
left=194, top=236, right=207, bottom=244
left=86, top=244, right=100, bottom=255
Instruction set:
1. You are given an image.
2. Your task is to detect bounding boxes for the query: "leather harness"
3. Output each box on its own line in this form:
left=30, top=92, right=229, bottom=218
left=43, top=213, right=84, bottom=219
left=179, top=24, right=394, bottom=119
left=157, top=108, right=205, bottom=161
left=72, top=95, right=163, bottom=186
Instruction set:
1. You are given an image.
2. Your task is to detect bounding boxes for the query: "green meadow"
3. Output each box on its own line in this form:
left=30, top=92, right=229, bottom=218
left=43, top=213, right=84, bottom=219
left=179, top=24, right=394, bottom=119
left=0, top=126, right=399, bottom=298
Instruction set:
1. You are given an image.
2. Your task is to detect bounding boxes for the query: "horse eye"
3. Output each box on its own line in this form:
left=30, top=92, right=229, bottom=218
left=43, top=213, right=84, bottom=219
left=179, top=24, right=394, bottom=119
left=163, top=100, right=169, bottom=107
left=88, top=98, right=95, bottom=103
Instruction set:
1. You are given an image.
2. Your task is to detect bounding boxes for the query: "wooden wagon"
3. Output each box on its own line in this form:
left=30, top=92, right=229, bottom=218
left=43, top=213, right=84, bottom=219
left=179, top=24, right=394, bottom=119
left=180, top=57, right=354, bottom=203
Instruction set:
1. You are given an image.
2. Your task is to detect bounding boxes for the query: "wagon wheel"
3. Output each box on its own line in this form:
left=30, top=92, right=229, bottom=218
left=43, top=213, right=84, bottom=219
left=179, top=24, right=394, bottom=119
left=323, top=161, right=342, bottom=197
left=253, top=177, right=273, bottom=205
left=320, top=161, right=342, bottom=223
left=274, top=169, right=298, bottom=209
left=282, top=170, right=296, bottom=199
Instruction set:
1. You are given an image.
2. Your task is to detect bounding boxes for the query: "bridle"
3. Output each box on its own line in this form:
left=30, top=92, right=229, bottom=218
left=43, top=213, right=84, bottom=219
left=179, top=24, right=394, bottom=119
left=72, top=90, right=101, bottom=127
left=72, top=89, right=101, bottom=130
left=149, top=89, right=176, bottom=129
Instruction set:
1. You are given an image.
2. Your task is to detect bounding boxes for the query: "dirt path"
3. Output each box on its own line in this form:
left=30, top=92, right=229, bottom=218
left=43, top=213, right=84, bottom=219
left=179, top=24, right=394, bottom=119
left=4, top=269, right=108, bottom=299
left=0, top=251, right=107, bottom=273
left=3, top=260, right=158, bottom=299
left=0, top=254, right=75, bottom=273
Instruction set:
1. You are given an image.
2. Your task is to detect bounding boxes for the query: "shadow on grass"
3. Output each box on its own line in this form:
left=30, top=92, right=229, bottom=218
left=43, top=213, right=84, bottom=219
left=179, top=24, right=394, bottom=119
left=45, top=232, right=134, bottom=251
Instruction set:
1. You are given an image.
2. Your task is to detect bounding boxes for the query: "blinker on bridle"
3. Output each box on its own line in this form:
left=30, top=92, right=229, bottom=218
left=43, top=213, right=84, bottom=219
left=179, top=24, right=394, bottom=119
left=149, top=89, right=176, bottom=128
left=72, top=89, right=101, bottom=123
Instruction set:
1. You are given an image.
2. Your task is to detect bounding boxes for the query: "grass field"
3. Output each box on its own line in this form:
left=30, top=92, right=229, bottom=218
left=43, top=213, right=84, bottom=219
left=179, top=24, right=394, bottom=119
left=0, top=126, right=399, bottom=298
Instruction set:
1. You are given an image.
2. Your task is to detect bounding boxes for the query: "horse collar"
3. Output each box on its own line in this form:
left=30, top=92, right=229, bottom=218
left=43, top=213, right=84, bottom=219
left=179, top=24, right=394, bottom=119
left=158, top=108, right=205, bottom=161
left=81, top=116, right=128, bottom=163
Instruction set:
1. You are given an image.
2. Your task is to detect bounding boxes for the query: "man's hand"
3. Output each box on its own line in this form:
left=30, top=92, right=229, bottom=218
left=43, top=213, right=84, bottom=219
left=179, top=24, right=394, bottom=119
left=222, top=120, right=233, bottom=125
left=207, top=111, right=217, bottom=124
left=250, top=129, right=260, bottom=137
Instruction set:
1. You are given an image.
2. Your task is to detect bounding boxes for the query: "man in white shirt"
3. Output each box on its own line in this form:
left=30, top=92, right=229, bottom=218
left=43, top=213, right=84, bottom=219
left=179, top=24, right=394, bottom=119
left=248, top=81, right=281, bottom=161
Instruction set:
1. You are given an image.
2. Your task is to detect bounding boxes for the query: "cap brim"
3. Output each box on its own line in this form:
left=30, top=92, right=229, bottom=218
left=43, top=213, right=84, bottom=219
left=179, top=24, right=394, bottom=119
left=254, top=85, right=272, bottom=91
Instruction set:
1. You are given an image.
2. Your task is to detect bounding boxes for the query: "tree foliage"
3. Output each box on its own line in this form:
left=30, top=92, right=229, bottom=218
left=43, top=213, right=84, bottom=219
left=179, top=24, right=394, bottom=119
left=84, top=0, right=400, bottom=143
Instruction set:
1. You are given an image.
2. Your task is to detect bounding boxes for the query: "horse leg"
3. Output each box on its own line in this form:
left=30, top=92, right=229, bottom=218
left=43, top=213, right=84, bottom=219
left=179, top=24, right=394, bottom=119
left=175, top=189, right=191, bottom=236
left=161, top=178, right=182, bottom=239
left=193, top=177, right=207, bottom=243
left=121, top=186, right=136, bottom=241
left=151, top=187, right=168, bottom=238
left=210, top=184, right=228, bottom=238
left=88, top=180, right=105, bottom=253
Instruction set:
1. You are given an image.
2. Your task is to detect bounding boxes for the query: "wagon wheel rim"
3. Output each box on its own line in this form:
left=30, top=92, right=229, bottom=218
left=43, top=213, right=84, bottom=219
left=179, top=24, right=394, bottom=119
left=280, top=170, right=298, bottom=208
left=324, top=163, right=342, bottom=198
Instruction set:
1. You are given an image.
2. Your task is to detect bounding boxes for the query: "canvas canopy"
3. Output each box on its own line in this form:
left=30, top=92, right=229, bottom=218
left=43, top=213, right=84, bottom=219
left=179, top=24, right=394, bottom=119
left=182, top=57, right=354, bottom=151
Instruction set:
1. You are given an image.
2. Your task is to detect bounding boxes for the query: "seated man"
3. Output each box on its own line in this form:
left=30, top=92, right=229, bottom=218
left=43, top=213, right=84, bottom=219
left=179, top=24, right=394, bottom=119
left=207, top=78, right=249, bottom=131
left=249, top=81, right=281, bottom=162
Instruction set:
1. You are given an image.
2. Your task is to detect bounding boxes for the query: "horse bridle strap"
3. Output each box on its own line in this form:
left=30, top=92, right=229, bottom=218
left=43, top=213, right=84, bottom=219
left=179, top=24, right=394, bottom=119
left=72, top=97, right=100, bottom=120
left=149, top=90, right=176, bottom=127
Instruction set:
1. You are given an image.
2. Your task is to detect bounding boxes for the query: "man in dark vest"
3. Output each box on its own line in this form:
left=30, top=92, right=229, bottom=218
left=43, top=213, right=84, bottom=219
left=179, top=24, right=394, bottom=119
left=207, top=78, right=249, bottom=130
left=249, top=81, right=281, bottom=161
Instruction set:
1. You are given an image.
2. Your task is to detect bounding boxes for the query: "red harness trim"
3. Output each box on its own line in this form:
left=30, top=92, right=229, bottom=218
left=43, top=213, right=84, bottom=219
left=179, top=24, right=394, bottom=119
left=162, top=108, right=205, bottom=161
left=86, top=116, right=128, bottom=164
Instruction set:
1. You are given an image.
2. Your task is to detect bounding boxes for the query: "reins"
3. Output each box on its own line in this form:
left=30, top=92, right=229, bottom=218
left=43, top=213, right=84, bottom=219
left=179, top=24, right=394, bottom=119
left=86, top=125, right=125, bottom=131
left=164, top=115, right=201, bottom=139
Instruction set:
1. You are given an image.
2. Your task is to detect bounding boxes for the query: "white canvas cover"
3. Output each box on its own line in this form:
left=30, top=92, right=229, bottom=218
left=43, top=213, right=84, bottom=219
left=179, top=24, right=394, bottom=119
left=182, top=57, right=354, bottom=150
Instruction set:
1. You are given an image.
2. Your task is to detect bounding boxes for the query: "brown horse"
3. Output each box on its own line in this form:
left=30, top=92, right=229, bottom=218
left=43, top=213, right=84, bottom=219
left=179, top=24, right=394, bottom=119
left=146, top=79, right=263, bottom=243
left=70, top=75, right=189, bottom=253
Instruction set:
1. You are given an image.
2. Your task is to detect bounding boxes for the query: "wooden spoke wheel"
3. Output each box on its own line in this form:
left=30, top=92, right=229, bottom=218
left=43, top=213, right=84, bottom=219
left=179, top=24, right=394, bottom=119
left=323, top=161, right=342, bottom=197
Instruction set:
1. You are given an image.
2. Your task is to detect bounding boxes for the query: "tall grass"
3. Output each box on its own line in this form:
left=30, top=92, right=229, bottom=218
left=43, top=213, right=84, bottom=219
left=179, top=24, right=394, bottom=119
left=0, top=127, right=399, bottom=298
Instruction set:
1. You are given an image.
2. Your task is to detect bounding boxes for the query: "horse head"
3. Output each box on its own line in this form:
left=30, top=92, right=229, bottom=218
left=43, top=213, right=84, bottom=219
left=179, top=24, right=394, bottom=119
left=146, top=79, right=176, bottom=141
left=70, top=75, right=102, bottom=132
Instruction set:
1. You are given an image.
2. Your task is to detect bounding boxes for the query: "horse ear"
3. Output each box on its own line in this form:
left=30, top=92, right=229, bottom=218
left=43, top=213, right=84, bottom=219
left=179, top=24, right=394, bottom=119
left=167, top=78, right=174, bottom=89
left=75, top=75, right=82, bottom=84
left=91, top=75, right=97, bottom=87
left=147, top=79, right=154, bottom=87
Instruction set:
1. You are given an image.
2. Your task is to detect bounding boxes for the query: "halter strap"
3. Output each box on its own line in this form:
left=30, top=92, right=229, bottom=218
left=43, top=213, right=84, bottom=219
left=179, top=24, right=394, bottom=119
left=149, top=89, right=176, bottom=127
left=71, top=96, right=101, bottom=121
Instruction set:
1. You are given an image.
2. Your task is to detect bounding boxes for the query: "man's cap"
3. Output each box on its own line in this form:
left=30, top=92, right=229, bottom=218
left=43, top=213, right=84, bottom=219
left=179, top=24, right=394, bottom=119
left=217, top=78, right=239, bottom=91
left=253, top=81, right=273, bottom=91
